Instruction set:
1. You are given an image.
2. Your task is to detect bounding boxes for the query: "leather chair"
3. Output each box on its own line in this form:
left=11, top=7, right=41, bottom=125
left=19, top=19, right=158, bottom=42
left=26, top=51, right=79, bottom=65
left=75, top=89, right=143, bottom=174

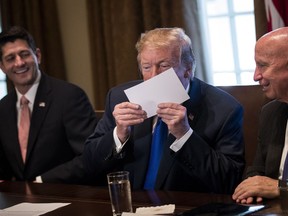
left=218, top=85, right=270, bottom=172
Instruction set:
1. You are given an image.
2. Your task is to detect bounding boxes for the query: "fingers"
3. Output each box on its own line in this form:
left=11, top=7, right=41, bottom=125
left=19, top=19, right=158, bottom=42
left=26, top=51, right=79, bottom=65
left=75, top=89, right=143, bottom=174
left=232, top=176, right=278, bottom=204
left=113, top=102, right=147, bottom=125
left=157, top=103, right=186, bottom=119
left=157, top=103, right=190, bottom=139
left=113, top=102, right=147, bottom=142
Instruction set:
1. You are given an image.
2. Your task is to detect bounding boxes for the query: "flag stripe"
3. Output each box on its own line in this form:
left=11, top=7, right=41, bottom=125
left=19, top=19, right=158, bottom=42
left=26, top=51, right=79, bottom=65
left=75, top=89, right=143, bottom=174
left=265, top=0, right=288, bottom=31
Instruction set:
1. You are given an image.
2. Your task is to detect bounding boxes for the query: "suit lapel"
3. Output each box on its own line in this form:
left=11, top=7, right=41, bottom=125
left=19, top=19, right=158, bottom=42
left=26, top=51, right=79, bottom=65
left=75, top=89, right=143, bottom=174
left=26, top=74, right=52, bottom=162
left=155, top=78, right=204, bottom=189
left=271, top=103, right=288, bottom=177
left=128, top=118, right=153, bottom=189
left=183, top=78, right=203, bottom=128
left=5, top=91, right=26, bottom=170
left=155, top=134, right=176, bottom=189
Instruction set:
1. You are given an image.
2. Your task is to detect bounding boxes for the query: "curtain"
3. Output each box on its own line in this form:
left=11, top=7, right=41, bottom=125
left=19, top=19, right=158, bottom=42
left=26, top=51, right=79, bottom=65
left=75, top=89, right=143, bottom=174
left=0, top=0, right=67, bottom=91
left=254, top=0, right=268, bottom=39
left=87, top=0, right=208, bottom=110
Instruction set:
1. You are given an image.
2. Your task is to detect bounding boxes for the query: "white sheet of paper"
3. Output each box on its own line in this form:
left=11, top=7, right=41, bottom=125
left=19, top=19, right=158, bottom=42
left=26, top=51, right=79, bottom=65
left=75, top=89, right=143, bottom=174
left=124, top=68, right=190, bottom=118
left=0, top=202, right=70, bottom=216
left=122, top=204, right=175, bottom=215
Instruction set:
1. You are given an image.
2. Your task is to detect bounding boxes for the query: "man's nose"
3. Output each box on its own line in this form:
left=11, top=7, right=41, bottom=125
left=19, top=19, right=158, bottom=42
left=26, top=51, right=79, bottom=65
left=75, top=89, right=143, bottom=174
left=14, top=55, right=25, bottom=67
left=253, top=68, right=262, bottom=82
left=150, top=66, right=165, bottom=77
left=150, top=66, right=160, bottom=77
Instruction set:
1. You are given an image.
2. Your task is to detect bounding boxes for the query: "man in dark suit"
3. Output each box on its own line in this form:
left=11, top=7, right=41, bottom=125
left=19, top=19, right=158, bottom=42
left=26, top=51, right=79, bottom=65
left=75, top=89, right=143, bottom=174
left=232, top=27, right=288, bottom=203
left=84, top=27, right=244, bottom=194
left=0, top=26, right=97, bottom=184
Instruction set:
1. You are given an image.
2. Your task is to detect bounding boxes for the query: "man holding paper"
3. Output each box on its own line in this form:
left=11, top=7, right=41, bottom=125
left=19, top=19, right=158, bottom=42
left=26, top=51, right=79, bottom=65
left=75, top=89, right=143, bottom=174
left=84, top=27, right=244, bottom=194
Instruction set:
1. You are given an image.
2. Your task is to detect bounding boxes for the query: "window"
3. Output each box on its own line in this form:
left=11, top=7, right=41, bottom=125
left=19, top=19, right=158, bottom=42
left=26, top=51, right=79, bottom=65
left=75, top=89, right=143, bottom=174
left=0, top=70, right=6, bottom=99
left=198, top=0, right=256, bottom=86
left=0, top=23, right=7, bottom=99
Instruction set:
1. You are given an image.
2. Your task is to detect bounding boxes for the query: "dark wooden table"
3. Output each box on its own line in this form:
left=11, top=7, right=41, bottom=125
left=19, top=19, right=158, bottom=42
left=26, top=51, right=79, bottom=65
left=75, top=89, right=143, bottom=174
left=0, top=181, right=286, bottom=215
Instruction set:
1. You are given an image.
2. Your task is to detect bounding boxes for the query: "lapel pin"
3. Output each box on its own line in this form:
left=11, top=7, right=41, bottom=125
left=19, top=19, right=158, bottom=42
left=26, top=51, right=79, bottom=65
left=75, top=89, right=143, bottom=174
left=39, top=102, right=45, bottom=107
left=188, top=113, right=194, bottom=121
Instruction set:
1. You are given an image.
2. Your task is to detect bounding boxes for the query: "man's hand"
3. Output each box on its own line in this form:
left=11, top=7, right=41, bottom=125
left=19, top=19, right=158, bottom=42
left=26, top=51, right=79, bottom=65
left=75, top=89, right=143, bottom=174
left=113, top=102, right=147, bottom=142
left=232, top=176, right=280, bottom=204
left=157, top=103, right=190, bottom=139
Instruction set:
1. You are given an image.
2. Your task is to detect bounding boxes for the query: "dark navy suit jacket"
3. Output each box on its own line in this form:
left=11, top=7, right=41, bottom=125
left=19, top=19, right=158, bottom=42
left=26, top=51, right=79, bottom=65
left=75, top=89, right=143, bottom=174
left=246, top=101, right=288, bottom=179
left=84, top=78, right=244, bottom=194
left=0, top=73, right=97, bottom=184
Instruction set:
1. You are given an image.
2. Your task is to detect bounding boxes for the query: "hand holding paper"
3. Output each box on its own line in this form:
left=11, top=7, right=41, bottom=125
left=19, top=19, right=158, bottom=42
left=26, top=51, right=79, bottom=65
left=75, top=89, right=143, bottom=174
left=124, top=68, right=190, bottom=118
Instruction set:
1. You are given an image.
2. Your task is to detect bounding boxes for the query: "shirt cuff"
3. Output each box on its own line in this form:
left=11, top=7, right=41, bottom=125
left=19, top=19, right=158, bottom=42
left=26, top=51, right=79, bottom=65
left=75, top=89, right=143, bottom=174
left=170, top=128, right=193, bottom=152
left=35, top=176, right=43, bottom=183
left=113, top=127, right=129, bottom=153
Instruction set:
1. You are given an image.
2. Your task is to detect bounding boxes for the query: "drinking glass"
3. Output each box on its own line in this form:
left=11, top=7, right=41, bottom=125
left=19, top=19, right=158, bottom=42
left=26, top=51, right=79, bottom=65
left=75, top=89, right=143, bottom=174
left=107, top=171, right=133, bottom=216
left=279, top=179, right=288, bottom=213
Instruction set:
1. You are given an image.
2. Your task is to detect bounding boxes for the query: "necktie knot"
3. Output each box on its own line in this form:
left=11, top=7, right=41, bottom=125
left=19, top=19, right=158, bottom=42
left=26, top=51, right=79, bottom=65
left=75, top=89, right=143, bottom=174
left=20, top=96, right=29, bottom=106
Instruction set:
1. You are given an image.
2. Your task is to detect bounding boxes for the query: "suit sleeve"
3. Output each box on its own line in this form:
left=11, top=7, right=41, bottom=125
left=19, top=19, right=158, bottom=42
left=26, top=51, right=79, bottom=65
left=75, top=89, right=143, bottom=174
left=245, top=102, right=286, bottom=179
left=174, top=103, right=244, bottom=194
left=40, top=86, right=97, bottom=184
left=83, top=87, right=130, bottom=184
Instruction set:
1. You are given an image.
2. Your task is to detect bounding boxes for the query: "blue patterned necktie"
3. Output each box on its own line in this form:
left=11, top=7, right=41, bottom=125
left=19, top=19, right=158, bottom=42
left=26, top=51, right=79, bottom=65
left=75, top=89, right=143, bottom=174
left=144, top=118, right=168, bottom=190
left=283, top=152, right=288, bottom=180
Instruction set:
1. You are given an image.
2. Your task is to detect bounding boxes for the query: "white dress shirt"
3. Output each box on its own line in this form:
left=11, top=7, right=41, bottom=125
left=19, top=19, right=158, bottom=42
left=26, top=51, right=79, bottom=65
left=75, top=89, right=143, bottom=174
left=279, top=120, right=288, bottom=180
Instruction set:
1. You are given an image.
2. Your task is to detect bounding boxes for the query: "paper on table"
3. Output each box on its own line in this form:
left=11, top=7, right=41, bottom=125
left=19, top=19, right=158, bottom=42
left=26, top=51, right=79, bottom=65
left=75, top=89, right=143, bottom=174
left=124, top=68, right=190, bottom=118
left=0, top=202, right=70, bottom=216
left=122, top=204, right=175, bottom=215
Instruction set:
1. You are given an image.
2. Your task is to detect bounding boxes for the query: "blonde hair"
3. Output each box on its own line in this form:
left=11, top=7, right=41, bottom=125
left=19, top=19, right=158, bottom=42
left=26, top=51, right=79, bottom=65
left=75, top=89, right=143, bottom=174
left=135, top=27, right=196, bottom=78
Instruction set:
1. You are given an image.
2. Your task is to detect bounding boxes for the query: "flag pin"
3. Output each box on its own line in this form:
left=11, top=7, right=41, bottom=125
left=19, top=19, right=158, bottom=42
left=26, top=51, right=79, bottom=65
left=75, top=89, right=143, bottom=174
left=188, top=113, right=194, bottom=121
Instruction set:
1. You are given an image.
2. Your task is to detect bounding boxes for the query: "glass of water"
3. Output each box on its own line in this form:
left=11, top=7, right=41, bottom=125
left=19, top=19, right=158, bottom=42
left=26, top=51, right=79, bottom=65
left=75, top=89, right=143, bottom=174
left=279, top=179, right=288, bottom=213
left=107, top=171, right=133, bottom=216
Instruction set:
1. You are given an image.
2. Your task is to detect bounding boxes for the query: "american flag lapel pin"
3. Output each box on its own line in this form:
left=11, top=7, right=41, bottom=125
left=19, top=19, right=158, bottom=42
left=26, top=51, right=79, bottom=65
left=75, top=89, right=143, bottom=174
left=188, top=113, right=194, bottom=121
left=39, top=102, right=45, bottom=107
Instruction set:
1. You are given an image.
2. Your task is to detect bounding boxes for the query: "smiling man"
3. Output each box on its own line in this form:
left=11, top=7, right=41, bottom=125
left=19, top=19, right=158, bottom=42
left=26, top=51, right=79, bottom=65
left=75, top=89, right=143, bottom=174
left=233, top=27, right=288, bottom=204
left=0, top=26, right=97, bottom=184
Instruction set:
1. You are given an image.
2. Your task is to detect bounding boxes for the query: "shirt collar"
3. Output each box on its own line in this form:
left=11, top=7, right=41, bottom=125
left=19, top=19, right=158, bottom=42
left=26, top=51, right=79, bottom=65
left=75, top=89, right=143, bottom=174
left=16, top=70, right=41, bottom=110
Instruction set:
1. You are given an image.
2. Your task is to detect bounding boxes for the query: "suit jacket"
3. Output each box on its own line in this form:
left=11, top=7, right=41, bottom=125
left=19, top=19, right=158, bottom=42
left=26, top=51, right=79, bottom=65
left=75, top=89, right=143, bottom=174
left=246, top=100, right=288, bottom=179
left=0, top=73, right=97, bottom=184
left=84, top=78, right=244, bottom=194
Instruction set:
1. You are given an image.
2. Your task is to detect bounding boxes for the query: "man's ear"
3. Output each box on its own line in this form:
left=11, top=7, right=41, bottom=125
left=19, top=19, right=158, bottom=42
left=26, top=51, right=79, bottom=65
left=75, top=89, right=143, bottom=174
left=184, top=68, right=192, bottom=79
left=35, top=48, right=41, bottom=65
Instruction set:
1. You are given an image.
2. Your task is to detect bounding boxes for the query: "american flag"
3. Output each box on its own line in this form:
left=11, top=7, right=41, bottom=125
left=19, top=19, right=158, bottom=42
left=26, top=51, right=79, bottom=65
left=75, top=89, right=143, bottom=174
left=265, top=0, right=288, bottom=31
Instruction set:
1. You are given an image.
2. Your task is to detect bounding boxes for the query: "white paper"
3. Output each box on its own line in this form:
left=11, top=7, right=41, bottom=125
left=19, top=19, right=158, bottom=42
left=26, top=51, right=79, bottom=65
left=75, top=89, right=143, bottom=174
left=124, top=68, right=190, bottom=118
left=136, top=204, right=175, bottom=214
left=122, top=213, right=155, bottom=216
left=122, top=204, right=175, bottom=215
left=0, top=202, right=70, bottom=216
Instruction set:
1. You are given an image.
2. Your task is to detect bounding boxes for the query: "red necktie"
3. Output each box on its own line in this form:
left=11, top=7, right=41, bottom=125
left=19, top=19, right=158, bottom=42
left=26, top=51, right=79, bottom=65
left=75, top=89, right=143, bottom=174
left=18, top=96, right=30, bottom=162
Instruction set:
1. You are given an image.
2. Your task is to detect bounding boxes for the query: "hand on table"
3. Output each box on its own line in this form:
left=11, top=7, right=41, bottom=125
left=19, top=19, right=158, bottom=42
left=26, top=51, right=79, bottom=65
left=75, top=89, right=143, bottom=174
left=232, top=175, right=279, bottom=204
